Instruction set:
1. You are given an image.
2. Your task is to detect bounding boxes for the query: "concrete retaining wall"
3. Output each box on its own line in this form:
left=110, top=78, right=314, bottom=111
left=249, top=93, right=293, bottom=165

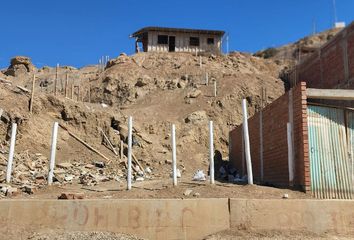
left=230, top=199, right=354, bottom=234
left=0, top=198, right=229, bottom=240
left=1, top=198, right=354, bottom=239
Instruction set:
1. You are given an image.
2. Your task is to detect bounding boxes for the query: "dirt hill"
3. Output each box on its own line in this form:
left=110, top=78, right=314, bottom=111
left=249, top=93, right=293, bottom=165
left=0, top=51, right=285, bottom=196
left=254, top=27, right=342, bottom=65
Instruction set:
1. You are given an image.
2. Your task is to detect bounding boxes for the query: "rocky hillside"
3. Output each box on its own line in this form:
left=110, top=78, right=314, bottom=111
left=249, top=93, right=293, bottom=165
left=0, top=51, right=285, bottom=196
left=254, top=27, right=342, bottom=65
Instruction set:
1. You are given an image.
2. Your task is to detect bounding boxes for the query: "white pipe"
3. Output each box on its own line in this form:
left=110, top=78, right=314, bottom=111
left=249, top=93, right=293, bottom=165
left=214, top=81, right=217, bottom=97
left=242, top=99, right=253, bottom=185
left=48, top=122, right=59, bottom=185
left=127, top=116, right=133, bottom=190
left=6, top=123, right=17, bottom=183
left=172, top=124, right=177, bottom=186
left=287, top=122, right=294, bottom=183
left=209, top=121, right=215, bottom=184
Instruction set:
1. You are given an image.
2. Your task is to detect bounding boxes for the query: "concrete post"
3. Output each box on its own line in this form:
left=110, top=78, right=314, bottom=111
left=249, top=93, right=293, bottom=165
left=172, top=124, right=177, bottom=186
left=242, top=99, right=253, bottom=185
left=287, top=122, right=294, bottom=184
left=48, top=122, right=59, bottom=185
left=127, top=116, right=133, bottom=190
left=209, top=121, right=215, bottom=184
left=6, top=123, right=17, bottom=183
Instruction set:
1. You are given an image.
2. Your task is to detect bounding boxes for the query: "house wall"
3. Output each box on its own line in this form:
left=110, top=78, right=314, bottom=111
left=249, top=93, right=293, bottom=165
left=290, top=22, right=354, bottom=90
left=229, top=82, right=310, bottom=191
left=147, top=31, right=222, bottom=53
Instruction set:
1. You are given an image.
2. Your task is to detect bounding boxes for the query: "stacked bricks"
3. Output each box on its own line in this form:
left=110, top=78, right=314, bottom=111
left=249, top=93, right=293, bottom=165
left=229, top=82, right=310, bottom=191
left=290, top=21, right=354, bottom=90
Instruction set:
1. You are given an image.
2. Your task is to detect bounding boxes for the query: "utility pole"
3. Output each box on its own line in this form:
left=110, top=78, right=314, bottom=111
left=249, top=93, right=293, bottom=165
left=333, top=0, right=338, bottom=25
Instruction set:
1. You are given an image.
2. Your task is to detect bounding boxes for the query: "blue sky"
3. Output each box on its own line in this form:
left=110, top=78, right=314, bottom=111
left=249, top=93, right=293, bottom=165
left=0, top=0, right=353, bottom=69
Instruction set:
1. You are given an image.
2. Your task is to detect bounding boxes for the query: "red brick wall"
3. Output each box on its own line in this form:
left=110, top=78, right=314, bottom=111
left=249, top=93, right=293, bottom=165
left=291, top=22, right=354, bottom=90
left=229, top=82, right=310, bottom=191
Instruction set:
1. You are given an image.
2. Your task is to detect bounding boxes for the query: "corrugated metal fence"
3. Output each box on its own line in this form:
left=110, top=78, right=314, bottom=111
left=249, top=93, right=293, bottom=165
left=307, top=105, right=354, bottom=199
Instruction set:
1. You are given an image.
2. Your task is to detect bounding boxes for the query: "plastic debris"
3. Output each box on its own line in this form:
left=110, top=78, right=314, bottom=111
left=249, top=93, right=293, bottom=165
left=192, top=169, right=206, bottom=181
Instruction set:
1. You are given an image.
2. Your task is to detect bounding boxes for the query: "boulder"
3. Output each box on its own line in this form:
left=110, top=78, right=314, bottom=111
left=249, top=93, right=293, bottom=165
left=4, top=56, right=36, bottom=77
left=185, top=111, right=208, bottom=124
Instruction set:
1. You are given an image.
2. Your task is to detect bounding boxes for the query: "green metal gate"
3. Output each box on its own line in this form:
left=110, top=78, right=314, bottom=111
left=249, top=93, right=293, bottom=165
left=307, top=105, right=354, bottom=199
left=349, top=111, right=354, bottom=189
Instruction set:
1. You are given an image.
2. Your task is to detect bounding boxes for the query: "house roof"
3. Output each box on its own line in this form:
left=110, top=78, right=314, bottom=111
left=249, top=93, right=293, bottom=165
left=131, top=27, right=225, bottom=38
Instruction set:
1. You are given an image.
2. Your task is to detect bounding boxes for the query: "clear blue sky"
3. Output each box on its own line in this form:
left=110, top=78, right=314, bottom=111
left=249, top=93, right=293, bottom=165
left=0, top=0, right=353, bottom=69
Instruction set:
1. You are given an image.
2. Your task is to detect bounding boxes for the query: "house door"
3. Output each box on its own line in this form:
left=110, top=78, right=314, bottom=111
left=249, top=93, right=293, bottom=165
left=307, top=105, right=353, bottom=199
left=169, top=36, right=175, bottom=52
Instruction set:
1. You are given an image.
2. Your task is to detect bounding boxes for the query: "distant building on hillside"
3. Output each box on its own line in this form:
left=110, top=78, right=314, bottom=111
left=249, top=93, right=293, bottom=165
left=130, top=27, right=225, bottom=54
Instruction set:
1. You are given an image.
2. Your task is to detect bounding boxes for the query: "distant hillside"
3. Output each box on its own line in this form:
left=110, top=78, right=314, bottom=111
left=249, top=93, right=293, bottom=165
left=254, top=28, right=342, bottom=65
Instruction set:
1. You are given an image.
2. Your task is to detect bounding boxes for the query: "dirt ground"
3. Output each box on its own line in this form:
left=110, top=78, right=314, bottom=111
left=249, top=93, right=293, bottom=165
left=20, top=229, right=354, bottom=240
left=5, top=177, right=310, bottom=200
left=205, top=229, right=354, bottom=240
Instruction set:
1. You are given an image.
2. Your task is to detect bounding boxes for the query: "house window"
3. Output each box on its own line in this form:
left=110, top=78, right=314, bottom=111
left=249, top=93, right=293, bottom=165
left=207, top=38, right=214, bottom=45
left=190, top=37, right=200, bottom=46
left=158, top=35, right=168, bottom=44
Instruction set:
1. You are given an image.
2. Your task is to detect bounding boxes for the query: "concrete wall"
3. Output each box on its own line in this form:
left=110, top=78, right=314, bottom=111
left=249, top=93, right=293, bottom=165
left=229, top=82, right=310, bottom=191
left=1, top=198, right=354, bottom=239
left=147, top=31, right=222, bottom=53
left=230, top=199, right=354, bottom=235
left=0, top=199, right=229, bottom=240
left=290, top=21, right=354, bottom=90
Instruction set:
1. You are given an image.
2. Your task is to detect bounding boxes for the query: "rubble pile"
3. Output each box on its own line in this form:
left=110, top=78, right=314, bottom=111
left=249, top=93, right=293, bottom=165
left=0, top=146, right=156, bottom=197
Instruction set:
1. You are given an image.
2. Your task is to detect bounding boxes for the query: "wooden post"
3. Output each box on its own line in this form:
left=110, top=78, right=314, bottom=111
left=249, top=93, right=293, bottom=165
left=209, top=121, right=215, bottom=184
left=260, top=87, right=264, bottom=182
left=127, top=116, right=133, bottom=190
left=6, top=123, right=17, bottom=183
left=206, top=73, right=209, bottom=86
left=242, top=99, right=253, bottom=185
left=30, top=74, right=35, bottom=113
left=101, top=129, right=118, bottom=156
left=120, top=140, right=124, bottom=159
left=65, top=73, right=69, bottom=98
left=78, top=85, right=80, bottom=101
left=48, top=122, right=59, bottom=185
left=88, top=84, right=91, bottom=103
left=54, top=63, right=58, bottom=96
left=71, top=84, right=74, bottom=100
